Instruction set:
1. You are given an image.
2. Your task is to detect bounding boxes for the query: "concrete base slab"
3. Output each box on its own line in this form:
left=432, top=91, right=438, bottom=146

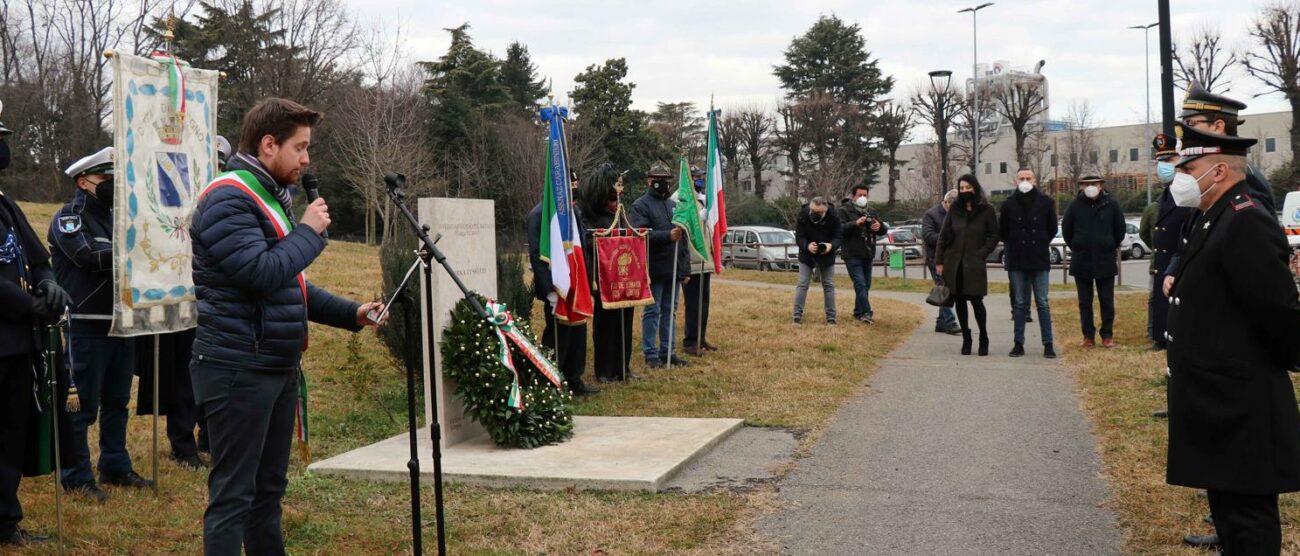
left=308, top=416, right=744, bottom=492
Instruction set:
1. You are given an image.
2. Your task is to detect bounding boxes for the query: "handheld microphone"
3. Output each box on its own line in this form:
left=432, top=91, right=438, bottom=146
left=301, top=173, right=327, bottom=239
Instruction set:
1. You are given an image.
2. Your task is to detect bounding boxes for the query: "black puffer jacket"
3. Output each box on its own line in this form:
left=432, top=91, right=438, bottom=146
left=628, top=189, right=688, bottom=282
left=189, top=156, right=360, bottom=374
left=795, top=204, right=841, bottom=266
left=998, top=189, right=1058, bottom=272
left=1061, top=191, right=1126, bottom=280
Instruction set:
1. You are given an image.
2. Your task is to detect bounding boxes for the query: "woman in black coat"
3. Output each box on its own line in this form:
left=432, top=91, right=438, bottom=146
left=579, top=163, right=636, bottom=383
left=936, top=175, right=1000, bottom=356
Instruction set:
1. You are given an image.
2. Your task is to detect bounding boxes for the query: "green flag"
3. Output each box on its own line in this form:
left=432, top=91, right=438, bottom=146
left=671, top=157, right=710, bottom=260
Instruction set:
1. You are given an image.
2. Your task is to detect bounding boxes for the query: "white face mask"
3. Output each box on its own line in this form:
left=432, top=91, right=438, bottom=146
left=1170, top=164, right=1221, bottom=208
left=854, top=196, right=868, bottom=208
left=1083, top=185, right=1100, bottom=199
left=1017, top=181, right=1033, bottom=194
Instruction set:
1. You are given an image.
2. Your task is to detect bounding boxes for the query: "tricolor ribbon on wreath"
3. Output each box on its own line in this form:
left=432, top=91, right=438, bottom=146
left=484, top=299, right=563, bottom=410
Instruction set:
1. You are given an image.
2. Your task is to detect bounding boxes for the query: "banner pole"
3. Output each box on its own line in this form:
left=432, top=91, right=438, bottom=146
left=48, top=322, right=66, bottom=556
left=695, top=259, right=704, bottom=353
left=152, top=334, right=160, bottom=494
left=668, top=242, right=679, bottom=370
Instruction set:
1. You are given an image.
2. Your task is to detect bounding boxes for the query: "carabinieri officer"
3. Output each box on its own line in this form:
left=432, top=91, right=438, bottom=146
left=1165, top=123, right=1300, bottom=554
left=48, top=146, right=152, bottom=502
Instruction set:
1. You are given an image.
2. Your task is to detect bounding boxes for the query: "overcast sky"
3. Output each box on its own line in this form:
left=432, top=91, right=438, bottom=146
left=357, top=0, right=1288, bottom=135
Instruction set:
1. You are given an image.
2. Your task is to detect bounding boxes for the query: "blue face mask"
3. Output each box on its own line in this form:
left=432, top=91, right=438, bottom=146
left=1156, top=161, right=1176, bottom=185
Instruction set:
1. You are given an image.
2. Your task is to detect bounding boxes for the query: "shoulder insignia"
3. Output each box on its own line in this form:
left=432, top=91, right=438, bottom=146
left=57, top=215, right=81, bottom=234
left=1231, top=194, right=1255, bottom=212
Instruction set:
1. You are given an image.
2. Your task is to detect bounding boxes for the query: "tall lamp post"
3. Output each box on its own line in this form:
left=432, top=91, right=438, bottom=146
left=929, top=70, right=954, bottom=199
left=1131, top=22, right=1158, bottom=205
left=959, top=2, right=994, bottom=173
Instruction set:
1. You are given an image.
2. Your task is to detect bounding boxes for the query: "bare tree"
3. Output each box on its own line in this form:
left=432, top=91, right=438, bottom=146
left=718, top=108, right=742, bottom=187
left=910, top=81, right=964, bottom=199
left=898, top=142, right=943, bottom=203
left=734, top=104, right=774, bottom=199
left=1244, top=2, right=1300, bottom=183
left=990, top=78, right=1048, bottom=168
left=875, top=100, right=911, bottom=205
left=1174, top=25, right=1238, bottom=93
left=774, top=99, right=804, bottom=196
left=1061, top=101, right=1100, bottom=186
left=333, top=67, right=434, bottom=246
left=951, top=87, right=998, bottom=174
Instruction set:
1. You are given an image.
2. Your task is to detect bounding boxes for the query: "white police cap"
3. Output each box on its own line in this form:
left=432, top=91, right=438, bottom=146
left=216, top=136, right=231, bottom=160
left=65, top=146, right=114, bottom=178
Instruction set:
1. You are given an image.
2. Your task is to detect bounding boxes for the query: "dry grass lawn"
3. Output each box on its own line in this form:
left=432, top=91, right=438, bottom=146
left=11, top=202, right=919, bottom=555
left=1052, top=292, right=1300, bottom=555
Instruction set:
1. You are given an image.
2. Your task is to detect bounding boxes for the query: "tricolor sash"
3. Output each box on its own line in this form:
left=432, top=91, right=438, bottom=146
left=485, top=299, right=564, bottom=410
left=198, top=170, right=309, bottom=318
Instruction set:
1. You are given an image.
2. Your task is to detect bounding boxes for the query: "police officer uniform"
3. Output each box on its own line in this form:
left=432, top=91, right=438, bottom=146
left=1146, top=134, right=1191, bottom=351
left=1181, top=81, right=1276, bottom=217
left=1165, top=124, right=1300, bottom=554
left=48, top=147, right=152, bottom=498
left=0, top=113, right=66, bottom=546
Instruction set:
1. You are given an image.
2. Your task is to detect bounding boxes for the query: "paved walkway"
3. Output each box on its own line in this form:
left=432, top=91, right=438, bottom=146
left=742, top=282, right=1122, bottom=555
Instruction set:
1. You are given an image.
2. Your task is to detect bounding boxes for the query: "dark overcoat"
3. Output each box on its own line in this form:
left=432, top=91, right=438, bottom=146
left=937, top=201, right=999, bottom=297
left=1166, top=180, right=1300, bottom=494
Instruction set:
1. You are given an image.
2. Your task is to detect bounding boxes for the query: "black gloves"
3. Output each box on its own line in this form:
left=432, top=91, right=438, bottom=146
left=36, top=279, right=71, bottom=317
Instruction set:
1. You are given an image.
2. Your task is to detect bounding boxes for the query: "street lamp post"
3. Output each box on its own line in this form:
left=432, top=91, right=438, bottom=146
left=930, top=70, right=954, bottom=200
left=1130, top=22, right=1158, bottom=205
left=959, top=2, right=994, bottom=174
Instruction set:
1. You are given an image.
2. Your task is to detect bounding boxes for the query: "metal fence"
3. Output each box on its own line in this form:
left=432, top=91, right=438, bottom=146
left=720, top=241, right=1121, bottom=285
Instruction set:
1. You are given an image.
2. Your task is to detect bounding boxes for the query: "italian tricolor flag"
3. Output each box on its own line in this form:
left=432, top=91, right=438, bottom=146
left=538, top=104, right=593, bottom=324
left=705, top=108, right=728, bottom=273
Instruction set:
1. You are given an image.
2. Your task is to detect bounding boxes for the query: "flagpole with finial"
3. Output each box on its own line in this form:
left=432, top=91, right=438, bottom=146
left=148, top=4, right=179, bottom=497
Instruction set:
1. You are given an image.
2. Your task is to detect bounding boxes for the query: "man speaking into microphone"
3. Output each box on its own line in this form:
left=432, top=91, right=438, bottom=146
left=189, top=97, right=384, bottom=555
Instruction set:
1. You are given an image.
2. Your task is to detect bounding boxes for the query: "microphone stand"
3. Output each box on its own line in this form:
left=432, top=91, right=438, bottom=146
left=383, top=173, right=489, bottom=556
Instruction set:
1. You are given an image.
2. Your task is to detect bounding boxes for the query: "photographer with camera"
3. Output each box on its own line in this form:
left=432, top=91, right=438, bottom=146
left=792, top=197, right=841, bottom=325
left=837, top=185, right=887, bottom=324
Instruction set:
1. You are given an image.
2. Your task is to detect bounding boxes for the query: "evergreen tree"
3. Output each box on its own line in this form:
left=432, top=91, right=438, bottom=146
left=420, top=24, right=510, bottom=156
left=571, top=58, right=667, bottom=182
left=500, top=41, right=548, bottom=115
left=773, top=15, right=893, bottom=105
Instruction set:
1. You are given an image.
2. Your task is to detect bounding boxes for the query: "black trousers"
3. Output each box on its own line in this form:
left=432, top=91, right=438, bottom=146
left=1207, top=490, right=1281, bottom=555
left=682, top=273, right=711, bottom=349
left=0, top=354, right=32, bottom=537
left=1076, top=277, right=1116, bottom=340
left=1149, top=274, right=1170, bottom=346
left=194, top=365, right=297, bottom=556
left=541, top=301, right=588, bottom=387
left=592, top=299, right=633, bottom=381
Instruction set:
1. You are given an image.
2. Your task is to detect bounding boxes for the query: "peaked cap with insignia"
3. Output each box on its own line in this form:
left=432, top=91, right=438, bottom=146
left=65, top=146, right=114, bottom=178
left=1180, top=81, right=1247, bottom=123
left=1174, top=123, right=1256, bottom=168
left=647, top=161, right=672, bottom=178
left=1152, top=133, right=1179, bottom=162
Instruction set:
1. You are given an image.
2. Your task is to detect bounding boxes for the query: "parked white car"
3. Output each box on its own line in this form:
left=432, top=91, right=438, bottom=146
left=1121, top=219, right=1149, bottom=260
left=722, top=226, right=798, bottom=271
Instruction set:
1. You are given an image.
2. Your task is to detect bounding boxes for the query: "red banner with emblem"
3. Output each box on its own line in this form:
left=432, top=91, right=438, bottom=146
left=594, top=228, right=654, bottom=309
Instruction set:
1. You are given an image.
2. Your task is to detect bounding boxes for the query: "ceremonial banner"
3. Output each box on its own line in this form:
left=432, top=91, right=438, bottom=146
left=594, top=231, right=654, bottom=309
left=671, top=157, right=711, bottom=261
left=109, top=52, right=219, bottom=336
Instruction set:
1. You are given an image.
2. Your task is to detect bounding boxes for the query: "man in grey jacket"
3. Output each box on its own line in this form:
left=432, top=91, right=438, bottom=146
left=922, top=191, right=961, bottom=334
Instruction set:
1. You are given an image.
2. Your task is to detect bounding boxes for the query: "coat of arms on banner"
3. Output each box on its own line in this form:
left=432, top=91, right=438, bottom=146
left=109, top=52, right=219, bottom=336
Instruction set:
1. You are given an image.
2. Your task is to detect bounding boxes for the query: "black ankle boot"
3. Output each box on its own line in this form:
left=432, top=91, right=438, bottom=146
left=961, top=330, right=973, bottom=355
left=978, top=333, right=990, bottom=356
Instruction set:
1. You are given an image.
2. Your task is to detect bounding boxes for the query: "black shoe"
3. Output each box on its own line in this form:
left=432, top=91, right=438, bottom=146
left=570, top=382, right=600, bottom=396
left=666, top=355, right=690, bottom=367
left=826, top=318, right=837, bottom=325
left=942, top=324, right=962, bottom=336
left=1044, top=343, right=1057, bottom=359
left=1204, top=514, right=1214, bottom=525
left=646, top=359, right=665, bottom=369
left=0, top=529, right=51, bottom=546
left=1009, top=342, right=1025, bottom=357
left=172, top=453, right=208, bottom=471
left=793, top=317, right=802, bottom=325
left=1152, top=409, right=1168, bottom=419
left=64, top=482, right=109, bottom=503
left=978, top=333, right=989, bottom=356
left=961, top=330, right=973, bottom=355
left=861, top=314, right=875, bottom=324
left=101, top=470, right=154, bottom=489
left=1183, top=533, right=1220, bottom=548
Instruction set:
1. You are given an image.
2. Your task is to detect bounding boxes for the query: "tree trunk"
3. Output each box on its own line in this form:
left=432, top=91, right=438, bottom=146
left=1290, top=95, right=1300, bottom=187
left=750, top=154, right=765, bottom=200
left=886, top=149, right=898, bottom=205
left=1014, top=124, right=1027, bottom=169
